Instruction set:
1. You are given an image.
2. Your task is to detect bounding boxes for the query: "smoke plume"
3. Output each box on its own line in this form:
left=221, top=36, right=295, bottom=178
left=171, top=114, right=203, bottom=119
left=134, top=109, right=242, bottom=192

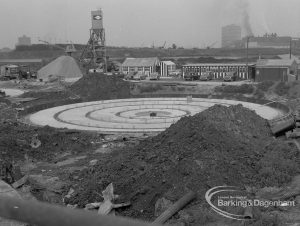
left=238, top=0, right=254, bottom=36
left=242, top=11, right=254, bottom=36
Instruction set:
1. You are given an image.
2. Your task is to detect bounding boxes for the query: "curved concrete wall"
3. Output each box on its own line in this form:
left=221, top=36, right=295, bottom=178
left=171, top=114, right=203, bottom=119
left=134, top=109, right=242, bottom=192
left=28, top=98, right=285, bottom=134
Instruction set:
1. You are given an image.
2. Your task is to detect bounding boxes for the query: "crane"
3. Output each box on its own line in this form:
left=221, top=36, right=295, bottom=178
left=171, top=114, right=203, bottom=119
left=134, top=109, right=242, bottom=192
left=38, top=39, right=76, bottom=56
left=159, top=41, right=166, bottom=49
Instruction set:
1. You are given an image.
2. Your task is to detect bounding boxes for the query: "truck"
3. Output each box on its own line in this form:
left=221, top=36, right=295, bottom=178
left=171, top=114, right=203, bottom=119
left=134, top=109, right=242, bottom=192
left=0, top=64, right=33, bottom=80
left=0, top=65, right=20, bottom=80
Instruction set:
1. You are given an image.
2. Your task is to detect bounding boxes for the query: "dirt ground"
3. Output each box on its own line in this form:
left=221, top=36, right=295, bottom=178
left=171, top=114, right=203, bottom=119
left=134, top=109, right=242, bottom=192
left=1, top=77, right=300, bottom=225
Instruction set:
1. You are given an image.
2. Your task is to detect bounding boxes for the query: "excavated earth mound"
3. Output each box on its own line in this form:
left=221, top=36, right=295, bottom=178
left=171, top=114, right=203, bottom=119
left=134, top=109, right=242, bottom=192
left=70, top=73, right=131, bottom=101
left=67, top=104, right=300, bottom=221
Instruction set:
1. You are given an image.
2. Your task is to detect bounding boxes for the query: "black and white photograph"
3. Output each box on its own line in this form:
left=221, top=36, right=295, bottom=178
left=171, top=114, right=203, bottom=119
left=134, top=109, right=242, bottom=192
left=0, top=0, right=300, bottom=225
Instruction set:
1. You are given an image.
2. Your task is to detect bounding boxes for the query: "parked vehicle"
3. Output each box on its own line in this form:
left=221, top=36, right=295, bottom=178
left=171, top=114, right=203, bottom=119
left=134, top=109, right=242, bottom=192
left=200, top=71, right=214, bottom=81
left=223, top=71, right=238, bottom=82
left=0, top=65, right=20, bottom=79
left=149, top=72, right=160, bottom=80
left=112, top=72, right=125, bottom=79
left=184, top=72, right=199, bottom=81
left=133, top=73, right=147, bottom=80
left=124, top=72, right=136, bottom=80
left=19, top=65, right=32, bottom=79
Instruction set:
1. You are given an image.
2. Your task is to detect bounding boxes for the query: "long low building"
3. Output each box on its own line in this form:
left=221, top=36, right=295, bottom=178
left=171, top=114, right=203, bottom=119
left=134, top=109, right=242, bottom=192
left=255, top=59, right=298, bottom=82
left=182, top=63, right=255, bottom=79
left=121, top=57, right=160, bottom=75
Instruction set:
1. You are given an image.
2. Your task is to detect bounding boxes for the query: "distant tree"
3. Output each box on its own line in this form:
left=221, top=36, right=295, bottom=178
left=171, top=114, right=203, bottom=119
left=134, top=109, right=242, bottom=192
left=172, top=43, right=177, bottom=49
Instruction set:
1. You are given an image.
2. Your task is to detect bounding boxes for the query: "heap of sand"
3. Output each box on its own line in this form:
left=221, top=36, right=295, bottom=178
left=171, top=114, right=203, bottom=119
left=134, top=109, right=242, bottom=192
left=37, top=56, right=83, bottom=82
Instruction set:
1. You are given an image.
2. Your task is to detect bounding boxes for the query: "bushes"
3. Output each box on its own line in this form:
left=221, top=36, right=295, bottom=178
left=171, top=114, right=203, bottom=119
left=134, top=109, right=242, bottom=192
left=215, top=84, right=254, bottom=94
left=139, top=84, right=163, bottom=93
left=274, top=82, right=290, bottom=96
left=257, top=81, right=274, bottom=92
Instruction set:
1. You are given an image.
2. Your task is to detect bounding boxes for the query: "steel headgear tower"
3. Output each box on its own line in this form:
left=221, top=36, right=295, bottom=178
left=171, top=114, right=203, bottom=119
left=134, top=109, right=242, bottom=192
left=80, top=9, right=107, bottom=72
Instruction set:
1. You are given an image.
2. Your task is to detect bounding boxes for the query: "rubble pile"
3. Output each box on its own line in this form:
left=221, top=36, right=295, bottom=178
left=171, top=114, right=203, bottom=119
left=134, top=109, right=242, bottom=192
left=68, top=104, right=300, bottom=221
left=70, top=73, right=131, bottom=101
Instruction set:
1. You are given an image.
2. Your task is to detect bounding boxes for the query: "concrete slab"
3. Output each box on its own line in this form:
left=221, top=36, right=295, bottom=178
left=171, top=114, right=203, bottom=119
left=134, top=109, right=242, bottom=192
left=1, top=89, right=24, bottom=97
left=29, top=98, right=284, bottom=134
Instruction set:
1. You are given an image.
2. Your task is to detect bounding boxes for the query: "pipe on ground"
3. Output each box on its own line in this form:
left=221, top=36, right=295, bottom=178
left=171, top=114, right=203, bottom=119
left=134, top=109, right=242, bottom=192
left=0, top=196, right=160, bottom=226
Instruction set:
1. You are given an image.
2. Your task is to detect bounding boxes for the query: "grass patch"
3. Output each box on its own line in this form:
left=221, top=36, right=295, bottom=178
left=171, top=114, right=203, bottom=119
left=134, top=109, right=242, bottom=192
left=215, top=84, right=254, bottom=94
left=139, top=84, right=164, bottom=93
left=177, top=86, right=186, bottom=92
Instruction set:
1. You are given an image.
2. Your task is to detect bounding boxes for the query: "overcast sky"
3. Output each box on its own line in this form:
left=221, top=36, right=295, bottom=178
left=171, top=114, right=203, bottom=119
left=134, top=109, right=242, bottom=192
left=0, top=0, right=300, bottom=49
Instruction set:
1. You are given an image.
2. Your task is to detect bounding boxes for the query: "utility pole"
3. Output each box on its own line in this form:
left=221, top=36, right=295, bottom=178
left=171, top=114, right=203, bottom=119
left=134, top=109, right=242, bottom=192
left=246, top=36, right=249, bottom=80
left=290, top=37, right=292, bottom=59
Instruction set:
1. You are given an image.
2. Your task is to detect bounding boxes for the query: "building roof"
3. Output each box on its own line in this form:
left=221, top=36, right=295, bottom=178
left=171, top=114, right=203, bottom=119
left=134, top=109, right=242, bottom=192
left=246, top=36, right=291, bottom=43
left=256, top=59, right=296, bottom=67
left=161, top=61, right=175, bottom=65
left=122, top=57, right=159, bottom=67
left=277, top=54, right=300, bottom=64
left=1, top=64, right=19, bottom=68
left=0, top=59, right=43, bottom=63
left=183, top=63, right=255, bottom=67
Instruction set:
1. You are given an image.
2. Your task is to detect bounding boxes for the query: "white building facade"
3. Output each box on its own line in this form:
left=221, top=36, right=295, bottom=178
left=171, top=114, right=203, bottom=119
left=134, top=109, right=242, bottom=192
left=160, top=61, right=176, bottom=77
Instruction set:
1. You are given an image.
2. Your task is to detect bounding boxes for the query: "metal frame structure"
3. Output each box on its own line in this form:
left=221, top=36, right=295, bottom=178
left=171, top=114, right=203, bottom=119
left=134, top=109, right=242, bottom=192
left=80, top=9, right=107, bottom=72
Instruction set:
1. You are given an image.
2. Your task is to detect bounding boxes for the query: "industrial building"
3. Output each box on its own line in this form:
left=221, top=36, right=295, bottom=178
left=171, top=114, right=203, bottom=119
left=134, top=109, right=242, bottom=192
left=160, top=61, right=176, bottom=77
left=17, top=35, right=31, bottom=46
left=182, top=63, right=254, bottom=80
left=242, top=34, right=300, bottom=49
left=221, top=24, right=242, bottom=48
left=255, top=59, right=298, bottom=82
left=121, top=57, right=160, bottom=75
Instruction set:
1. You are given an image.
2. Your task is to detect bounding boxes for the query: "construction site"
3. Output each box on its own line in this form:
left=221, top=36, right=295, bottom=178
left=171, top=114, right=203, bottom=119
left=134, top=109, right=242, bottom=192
left=1, top=5, right=300, bottom=226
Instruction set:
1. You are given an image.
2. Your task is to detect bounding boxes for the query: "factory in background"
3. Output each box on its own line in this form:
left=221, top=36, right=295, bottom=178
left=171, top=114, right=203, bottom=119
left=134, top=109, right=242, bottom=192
left=242, top=33, right=300, bottom=49
left=16, top=35, right=31, bottom=46
left=221, top=24, right=242, bottom=48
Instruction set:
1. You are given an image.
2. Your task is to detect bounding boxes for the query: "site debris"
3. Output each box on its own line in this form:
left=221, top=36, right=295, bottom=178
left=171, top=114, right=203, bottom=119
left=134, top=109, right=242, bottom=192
left=1, top=73, right=300, bottom=225
left=1, top=8, right=300, bottom=225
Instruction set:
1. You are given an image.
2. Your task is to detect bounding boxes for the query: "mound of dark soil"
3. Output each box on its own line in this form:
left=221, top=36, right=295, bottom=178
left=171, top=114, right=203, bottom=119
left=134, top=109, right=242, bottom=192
left=21, top=90, right=69, bottom=100
left=68, top=104, right=300, bottom=221
left=0, top=123, right=98, bottom=162
left=70, top=73, right=131, bottom=101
